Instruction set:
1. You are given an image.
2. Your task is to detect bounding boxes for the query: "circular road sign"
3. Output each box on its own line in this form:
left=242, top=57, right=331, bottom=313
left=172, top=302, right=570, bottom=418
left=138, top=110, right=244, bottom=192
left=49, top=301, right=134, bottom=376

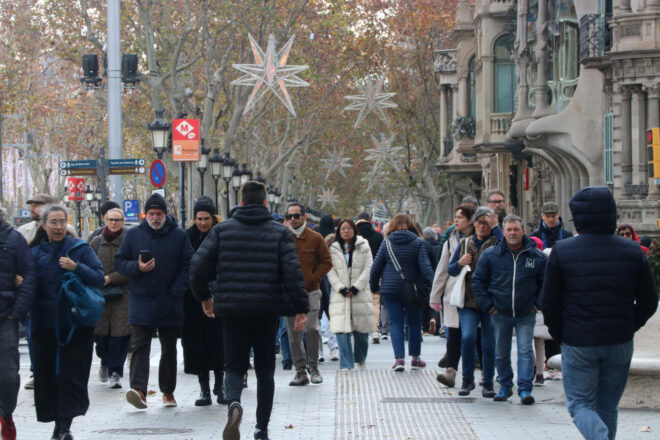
left=150, top=160, right=166, bottom=188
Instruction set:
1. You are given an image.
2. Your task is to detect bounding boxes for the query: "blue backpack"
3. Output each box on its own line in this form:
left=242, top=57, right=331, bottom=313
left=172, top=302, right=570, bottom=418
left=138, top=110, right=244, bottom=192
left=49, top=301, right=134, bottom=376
left=54, top=241, right=105, bottom=374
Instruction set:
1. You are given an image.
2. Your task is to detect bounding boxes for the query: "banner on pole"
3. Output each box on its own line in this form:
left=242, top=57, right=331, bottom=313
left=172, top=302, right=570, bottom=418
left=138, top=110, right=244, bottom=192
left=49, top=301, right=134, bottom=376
left=172, top=119, right=200, bottom=162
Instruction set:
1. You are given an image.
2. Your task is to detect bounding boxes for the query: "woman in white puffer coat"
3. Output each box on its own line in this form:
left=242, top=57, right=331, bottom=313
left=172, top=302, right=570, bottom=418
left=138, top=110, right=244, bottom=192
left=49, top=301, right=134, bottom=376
left=327, top=218, right=375, bottom=370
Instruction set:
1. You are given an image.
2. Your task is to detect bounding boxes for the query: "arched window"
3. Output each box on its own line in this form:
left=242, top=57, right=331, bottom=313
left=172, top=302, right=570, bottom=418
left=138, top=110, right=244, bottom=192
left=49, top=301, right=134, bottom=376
left=467, top=56, right=476, bottom=118
left=493, top=35, right=515, bottom=113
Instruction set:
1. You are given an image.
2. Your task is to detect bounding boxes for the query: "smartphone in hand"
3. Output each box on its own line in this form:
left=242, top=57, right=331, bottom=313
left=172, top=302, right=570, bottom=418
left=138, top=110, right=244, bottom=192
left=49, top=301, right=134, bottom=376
left=139, top=250, right=153, bottom=262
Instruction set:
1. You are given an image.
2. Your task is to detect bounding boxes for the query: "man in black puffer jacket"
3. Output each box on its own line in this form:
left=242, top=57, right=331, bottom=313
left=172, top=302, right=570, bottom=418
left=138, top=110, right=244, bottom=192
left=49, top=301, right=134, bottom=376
left=190, top=181, right=309, bottom=440
left=542, top=186, right=658, bottom=440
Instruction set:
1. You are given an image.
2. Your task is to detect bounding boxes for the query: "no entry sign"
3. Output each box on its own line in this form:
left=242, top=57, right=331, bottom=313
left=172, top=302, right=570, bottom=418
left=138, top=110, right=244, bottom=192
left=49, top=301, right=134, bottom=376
left=150, top=160, right=166, bottom=188
left=172, top=118, right=200, bottom=162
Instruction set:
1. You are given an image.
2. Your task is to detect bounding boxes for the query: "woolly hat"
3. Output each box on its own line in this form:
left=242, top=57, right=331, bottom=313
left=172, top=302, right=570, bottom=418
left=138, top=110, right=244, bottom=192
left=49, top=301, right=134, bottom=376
left=144, top=194, right=167, bottom=213
left=194, top=196, right=217, bottom=216
left=472, top=206, right=493, bottom=222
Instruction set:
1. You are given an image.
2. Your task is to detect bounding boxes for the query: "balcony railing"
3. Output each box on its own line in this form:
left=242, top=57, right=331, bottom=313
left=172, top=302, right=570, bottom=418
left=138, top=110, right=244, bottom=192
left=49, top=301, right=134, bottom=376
left=490, top=113, right=513, bottom=136
left=579, top=14, right=612, bottom=61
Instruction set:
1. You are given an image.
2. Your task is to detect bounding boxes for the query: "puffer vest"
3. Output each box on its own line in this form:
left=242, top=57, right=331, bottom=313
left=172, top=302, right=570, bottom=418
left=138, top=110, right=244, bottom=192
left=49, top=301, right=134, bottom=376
left=459, top=235, right=498, bottom=309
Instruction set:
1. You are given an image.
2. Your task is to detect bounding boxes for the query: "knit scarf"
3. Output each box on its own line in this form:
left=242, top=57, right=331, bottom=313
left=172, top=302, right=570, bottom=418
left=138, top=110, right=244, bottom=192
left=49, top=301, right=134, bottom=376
left=102, top=226, right=123, bottom=243
left=289, top=223, right=306, bottom=238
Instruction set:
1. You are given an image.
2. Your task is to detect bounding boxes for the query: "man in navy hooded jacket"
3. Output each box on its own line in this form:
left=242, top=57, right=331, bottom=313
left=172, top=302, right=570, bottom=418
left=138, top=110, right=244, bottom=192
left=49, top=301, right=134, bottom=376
left=115, top=194, right=193, bottom=410
left=542, top=186, right=658, bottom=440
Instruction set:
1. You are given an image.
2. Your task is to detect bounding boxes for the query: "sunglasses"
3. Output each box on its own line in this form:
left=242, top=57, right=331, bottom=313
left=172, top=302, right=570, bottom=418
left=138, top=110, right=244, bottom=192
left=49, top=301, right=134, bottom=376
left=618, top=231, right=632, bottom=237
left=285, top=213, right=303, bottom=220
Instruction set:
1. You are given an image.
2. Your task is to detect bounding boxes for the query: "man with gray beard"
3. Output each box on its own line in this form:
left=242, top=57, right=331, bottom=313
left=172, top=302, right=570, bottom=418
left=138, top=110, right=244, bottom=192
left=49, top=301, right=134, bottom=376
left=115, top=194, right=193, bottom=410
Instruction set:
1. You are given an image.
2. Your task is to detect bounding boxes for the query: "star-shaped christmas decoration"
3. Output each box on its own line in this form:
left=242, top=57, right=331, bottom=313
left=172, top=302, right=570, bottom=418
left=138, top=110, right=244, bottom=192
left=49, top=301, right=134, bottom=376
left=232, top=33, right=309, bottom=117
left=320, top=148, right=352, bottom=179
left=365, top=133, right=404, bottom=173
left=317, top=188, right=339, bottom=210
left=344, top=75, right=397, bottom=128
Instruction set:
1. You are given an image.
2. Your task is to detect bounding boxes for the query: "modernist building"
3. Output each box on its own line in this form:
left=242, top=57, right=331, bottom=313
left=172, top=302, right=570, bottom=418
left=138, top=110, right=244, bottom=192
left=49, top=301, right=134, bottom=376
left=434, top=0, right=660, bottom=235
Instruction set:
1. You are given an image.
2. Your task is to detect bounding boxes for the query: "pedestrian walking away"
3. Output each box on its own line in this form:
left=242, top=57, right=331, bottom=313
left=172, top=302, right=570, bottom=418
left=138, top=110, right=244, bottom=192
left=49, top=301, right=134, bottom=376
left=90, top=208, right=132, bottom=390
left=369, top=213, right=435, bottom=372
left=542, top=186, right=658, bottom=440
left=285, top=203, right=332, bottom=386
left=29, top=205, right=105, bottom=440
left=327, top=219, right=375, bottom=370
left=472, top=215, right=547, bottom=404
left=190, top=181, right=309, bottom=440
left=182, top=197, right=226, bottom=406
left=0, top=207, right=37, bottom=440
left=115, top=194, right=193, bottom=410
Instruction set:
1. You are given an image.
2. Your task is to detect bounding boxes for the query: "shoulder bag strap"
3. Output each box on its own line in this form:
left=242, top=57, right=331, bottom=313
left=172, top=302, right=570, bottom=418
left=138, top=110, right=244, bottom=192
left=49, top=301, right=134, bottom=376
left=385, top=239, right=406, bottom=280
left=93, top=236, right=102, bottom=253
left=65, top=240, right=87, bottom=259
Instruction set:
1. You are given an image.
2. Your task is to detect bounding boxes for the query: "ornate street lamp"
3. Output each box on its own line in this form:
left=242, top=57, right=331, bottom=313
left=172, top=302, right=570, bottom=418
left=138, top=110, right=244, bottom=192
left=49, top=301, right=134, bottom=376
left=148, top=110, right=170, bottom=159
left=240, top=163, right=251, bottom=186
left=255, top=172, right=266, bottom=185
left=231, top=165, right=242, bottom=203
left=197, top=140, right=210, bottom=196
left=267, top=187, right=276, bottom=213
left=221, top=152, right=235, bottom=215
left=209, top=148, right=223, bottom=210
left=274, top=189, right=281, bottom=212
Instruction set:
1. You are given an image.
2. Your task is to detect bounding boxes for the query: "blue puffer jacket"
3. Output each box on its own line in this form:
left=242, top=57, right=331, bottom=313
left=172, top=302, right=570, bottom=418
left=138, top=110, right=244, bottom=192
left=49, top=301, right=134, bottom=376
left=115, top=215, right=193, bottom=327
left=31, top=235, right=105, bottom=328
left=0, top=221, right=37, bottom=322
left=369, top=230, right=435, bottom=296
left=472, top=235, right=547, bottom=317
left=542, top=186, right=658, bottom=346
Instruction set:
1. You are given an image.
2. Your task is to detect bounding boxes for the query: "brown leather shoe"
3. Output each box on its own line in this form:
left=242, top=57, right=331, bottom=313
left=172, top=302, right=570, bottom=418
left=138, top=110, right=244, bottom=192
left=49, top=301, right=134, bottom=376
left=162, top=393, right=177, bottom=407
left=126, top=389, right=147, bottom=409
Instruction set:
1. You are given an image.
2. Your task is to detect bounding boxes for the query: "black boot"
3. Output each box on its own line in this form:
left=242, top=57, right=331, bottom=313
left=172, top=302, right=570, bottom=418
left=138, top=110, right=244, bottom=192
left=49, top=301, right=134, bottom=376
left=55, top=418, right=73, bottom=440
left=214, top=370, right=227, bottom=405
left=51, top=421, right=60, bottom=440
left=196, top=374, right=212, bottom=406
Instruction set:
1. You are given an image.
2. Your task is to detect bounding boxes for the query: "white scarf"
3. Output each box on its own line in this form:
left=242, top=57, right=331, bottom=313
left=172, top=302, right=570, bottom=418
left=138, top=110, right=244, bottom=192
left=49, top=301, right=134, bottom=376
left=289, top=223, right=306, bottom=238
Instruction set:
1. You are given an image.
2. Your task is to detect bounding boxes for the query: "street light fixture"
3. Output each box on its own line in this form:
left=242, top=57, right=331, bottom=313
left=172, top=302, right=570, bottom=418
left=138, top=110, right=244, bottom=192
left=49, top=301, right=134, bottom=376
left=274, top=189, right=281, bottom=212
left=255, top=172, right=266, bottom=185
left=267, top=186, right=276, bottom=213
left=197, top=140, right=210, bottom=196
left=209, top=148, right=223, bottom=211
left=231, top=165, right=242, bottom=203
left=148, top=110, right=170, bottom=159
left=221, top=152, right=235, bottom=215
left=240, top=163, right=251, bottom=186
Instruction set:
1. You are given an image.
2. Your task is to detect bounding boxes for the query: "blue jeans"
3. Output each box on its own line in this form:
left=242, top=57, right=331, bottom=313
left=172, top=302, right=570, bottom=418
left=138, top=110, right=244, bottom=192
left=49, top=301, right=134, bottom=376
left=382, top=294, right=422, bottom=359
left=491, top=313, right=535, bottom=393
left=95, top=335, right=131, bottom=377
left=458, top=307, right=494, bottom=384
left=277, top=316, right=292, bottom=365
left=335, top=332, right=369, bottom=369
left=562, top=341, right=633, bottom=440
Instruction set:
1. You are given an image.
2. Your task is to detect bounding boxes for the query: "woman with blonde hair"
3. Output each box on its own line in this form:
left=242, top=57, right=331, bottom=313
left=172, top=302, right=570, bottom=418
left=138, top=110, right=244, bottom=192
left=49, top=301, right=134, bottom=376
left=369, top=214, right=435, bottom=371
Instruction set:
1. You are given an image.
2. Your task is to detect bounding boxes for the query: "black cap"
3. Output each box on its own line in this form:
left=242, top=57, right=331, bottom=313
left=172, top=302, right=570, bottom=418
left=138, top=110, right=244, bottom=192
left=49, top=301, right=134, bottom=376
left=144, top=194, right=167, bottom=214
left=100, top=201, right=120, bottom=216
left=193, top=196, right=217, bottom=216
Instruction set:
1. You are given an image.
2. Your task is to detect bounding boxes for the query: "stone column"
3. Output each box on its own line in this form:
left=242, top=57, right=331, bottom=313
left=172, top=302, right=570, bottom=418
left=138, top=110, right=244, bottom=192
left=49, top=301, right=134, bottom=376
left=635, top=88, right=648, bottom=188
left=440, top=86, right=448, bottom=141
left=532, top=0, right=552, bottom=117
left=513, top=0, right=532, bottom=121
left=620, top=86, right=633, bottom=194
left=645, top=83, right=660, bottom=197
left=451, top=84, right=459, bottom=120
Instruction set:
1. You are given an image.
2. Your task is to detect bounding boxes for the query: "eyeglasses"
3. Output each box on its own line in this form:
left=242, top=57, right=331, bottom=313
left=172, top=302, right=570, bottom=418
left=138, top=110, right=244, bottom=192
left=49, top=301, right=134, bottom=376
left=488, top=199, right=505, bottom=205
left=618, top=231, right=633, bottom=237
left=47, top=219, right=67, bottom=227
left=106, top=218, right=124, bottom=223
left=285, top=213, right=302, bottom=220
left=475, top=220, right=489, bottom=227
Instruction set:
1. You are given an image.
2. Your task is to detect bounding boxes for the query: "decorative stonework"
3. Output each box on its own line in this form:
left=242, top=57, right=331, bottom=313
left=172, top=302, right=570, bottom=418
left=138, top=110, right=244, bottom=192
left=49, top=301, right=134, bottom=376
left=433, top=49, right=458, bottom=73
left=622, top=25, right=641, bottom=37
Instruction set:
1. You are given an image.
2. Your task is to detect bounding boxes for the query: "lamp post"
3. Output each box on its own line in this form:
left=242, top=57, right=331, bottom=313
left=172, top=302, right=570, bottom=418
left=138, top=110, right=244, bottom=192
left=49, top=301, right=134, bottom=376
left=255, top=172, right=266, bottom=185
left=274, top=189, right=281, bottom=213
left=197, top=140, right=210, bottom=196
left=231, top=165, right=242, bottom=204
left=85, top=185, right=94, bottom=232
left=209, top=148, right=223, bottom=211
left=148, top=110, right=170, bottom=160
left=240, top=163, right=252, bottom=186
left=221, top=152, right=235, bottom=216
left=267, top=187, right=276, bottom=213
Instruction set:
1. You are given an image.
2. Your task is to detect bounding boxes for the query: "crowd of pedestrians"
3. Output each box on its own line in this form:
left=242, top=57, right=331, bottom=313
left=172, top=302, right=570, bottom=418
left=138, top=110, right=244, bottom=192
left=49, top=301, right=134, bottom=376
left=0, top=184, right=658, bottom=440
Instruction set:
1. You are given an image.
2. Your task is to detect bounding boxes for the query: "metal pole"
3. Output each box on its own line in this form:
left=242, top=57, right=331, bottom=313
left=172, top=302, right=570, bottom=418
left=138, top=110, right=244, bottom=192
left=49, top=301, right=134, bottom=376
left=76, top=200, right=82, bottom=237
left=98, top=146, right=108, bottom=205
left=224, top=180, right=230, bottom=217
left=213, top=178, right=219, bottom=212
left=22, top=134, right=29, bottom=208
left=199, top=170, right=205, bottom=197
left=0, top=115, right=3, bottom=205
left=179, top=162, right=186, bottom=228
left=107, top=0, right=123, bottom=206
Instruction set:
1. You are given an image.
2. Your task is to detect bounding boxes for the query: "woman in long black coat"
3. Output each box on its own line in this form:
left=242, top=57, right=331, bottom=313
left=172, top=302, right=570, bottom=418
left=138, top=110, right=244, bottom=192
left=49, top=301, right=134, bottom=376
left=182, top=196, right=226, bottom=406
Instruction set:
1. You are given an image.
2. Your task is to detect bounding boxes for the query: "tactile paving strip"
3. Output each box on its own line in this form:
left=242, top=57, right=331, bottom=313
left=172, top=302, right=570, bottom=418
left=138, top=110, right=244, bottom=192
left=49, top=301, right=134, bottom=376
left=335, top=370, right=479, bottom=440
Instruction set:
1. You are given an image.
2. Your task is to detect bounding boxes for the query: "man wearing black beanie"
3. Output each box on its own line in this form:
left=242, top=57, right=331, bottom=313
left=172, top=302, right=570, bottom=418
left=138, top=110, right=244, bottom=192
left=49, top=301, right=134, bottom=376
left=115, top=193, right=193, bottom=410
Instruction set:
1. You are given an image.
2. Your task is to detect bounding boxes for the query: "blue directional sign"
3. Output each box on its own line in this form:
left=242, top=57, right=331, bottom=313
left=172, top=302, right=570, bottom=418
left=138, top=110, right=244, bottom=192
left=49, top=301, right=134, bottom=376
left=59, top=160, right=97, bottom=169
left=123, top=199, right=140, bottom=220
left=109, top=158, right=146, bottom=167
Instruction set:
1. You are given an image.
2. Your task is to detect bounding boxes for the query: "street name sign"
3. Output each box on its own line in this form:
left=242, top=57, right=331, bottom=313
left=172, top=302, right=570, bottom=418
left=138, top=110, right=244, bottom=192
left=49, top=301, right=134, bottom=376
left=59, top=160, right=97, bottom=176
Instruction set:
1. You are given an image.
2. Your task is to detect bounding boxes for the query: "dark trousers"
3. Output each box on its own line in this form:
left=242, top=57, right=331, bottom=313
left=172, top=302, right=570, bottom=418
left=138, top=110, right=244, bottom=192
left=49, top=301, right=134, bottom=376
left=445, top=326, right=462, bottom=370
left=223, top=315, right=278, bottom=431
left=0, top=319, right=19, bottom=418
left=32, top=326, right=94, bottom=422
left=95, top=335, right=131, bottom=377
left=129, top=325, right=178, bottom=395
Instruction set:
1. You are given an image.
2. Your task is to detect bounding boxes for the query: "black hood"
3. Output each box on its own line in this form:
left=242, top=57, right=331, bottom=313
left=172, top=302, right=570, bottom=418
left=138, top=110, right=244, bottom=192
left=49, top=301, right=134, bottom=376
left=231, top=204, right=273, bottom=225
left=569, top=186, right=617, bottom=235
left=0, top=220, right=12, bottom=241
left=139, top=214, right=178, bottom=235
left=389, top=229, right=418, bottom=245
left=319, top=215, right=335, bottom=238
left=357, top=221, right=375, bottom=237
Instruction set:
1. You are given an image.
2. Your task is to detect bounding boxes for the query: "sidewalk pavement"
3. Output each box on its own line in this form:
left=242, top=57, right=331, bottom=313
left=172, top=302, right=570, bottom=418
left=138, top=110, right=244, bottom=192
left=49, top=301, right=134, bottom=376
left=13, top=332, right=660, bottom=439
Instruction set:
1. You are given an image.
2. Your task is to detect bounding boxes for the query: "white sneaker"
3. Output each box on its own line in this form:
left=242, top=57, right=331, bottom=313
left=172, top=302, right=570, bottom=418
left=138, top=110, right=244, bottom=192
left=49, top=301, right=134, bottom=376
left=371, top=332, right=380, bottom=344
left=330, top=348, right=339, bottom=361
left=110, top=372, right=122, bottom=389
left=99, top=366, right=108, bottom=382
left=380, top=333, right=389, bottom=340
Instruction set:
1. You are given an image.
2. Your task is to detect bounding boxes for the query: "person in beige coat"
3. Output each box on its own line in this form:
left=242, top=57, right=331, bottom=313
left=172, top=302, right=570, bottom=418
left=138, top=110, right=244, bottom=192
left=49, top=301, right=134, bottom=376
left=429, top=204, right=475, bottom=387
left=327, top=219, right=375, bottom=370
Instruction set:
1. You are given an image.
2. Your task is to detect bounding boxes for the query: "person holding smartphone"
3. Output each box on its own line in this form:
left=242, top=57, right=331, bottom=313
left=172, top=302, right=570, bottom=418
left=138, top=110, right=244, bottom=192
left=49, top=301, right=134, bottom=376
left=115, top=194, right=193, bottom=410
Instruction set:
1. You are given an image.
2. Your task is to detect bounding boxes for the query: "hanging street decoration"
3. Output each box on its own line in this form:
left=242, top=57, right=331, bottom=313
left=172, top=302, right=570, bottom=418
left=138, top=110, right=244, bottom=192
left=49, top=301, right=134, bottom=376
left=317, top=188, right=339, bottom=210
left=232, top=33, right=309, bottom=117
left=320, top=148, right=352, bottom=179
left=365, top=133, right=404, bottom=173
left=344, top=75, right=397, bottom=129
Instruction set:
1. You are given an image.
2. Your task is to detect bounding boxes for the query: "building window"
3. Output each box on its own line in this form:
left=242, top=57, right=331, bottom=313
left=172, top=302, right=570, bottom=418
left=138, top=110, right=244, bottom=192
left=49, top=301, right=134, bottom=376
left=467, top=56, right=476, bottom=118
left=603, top=113, right=613, bottom=185
left=493, top=35, right=515, bottom=113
